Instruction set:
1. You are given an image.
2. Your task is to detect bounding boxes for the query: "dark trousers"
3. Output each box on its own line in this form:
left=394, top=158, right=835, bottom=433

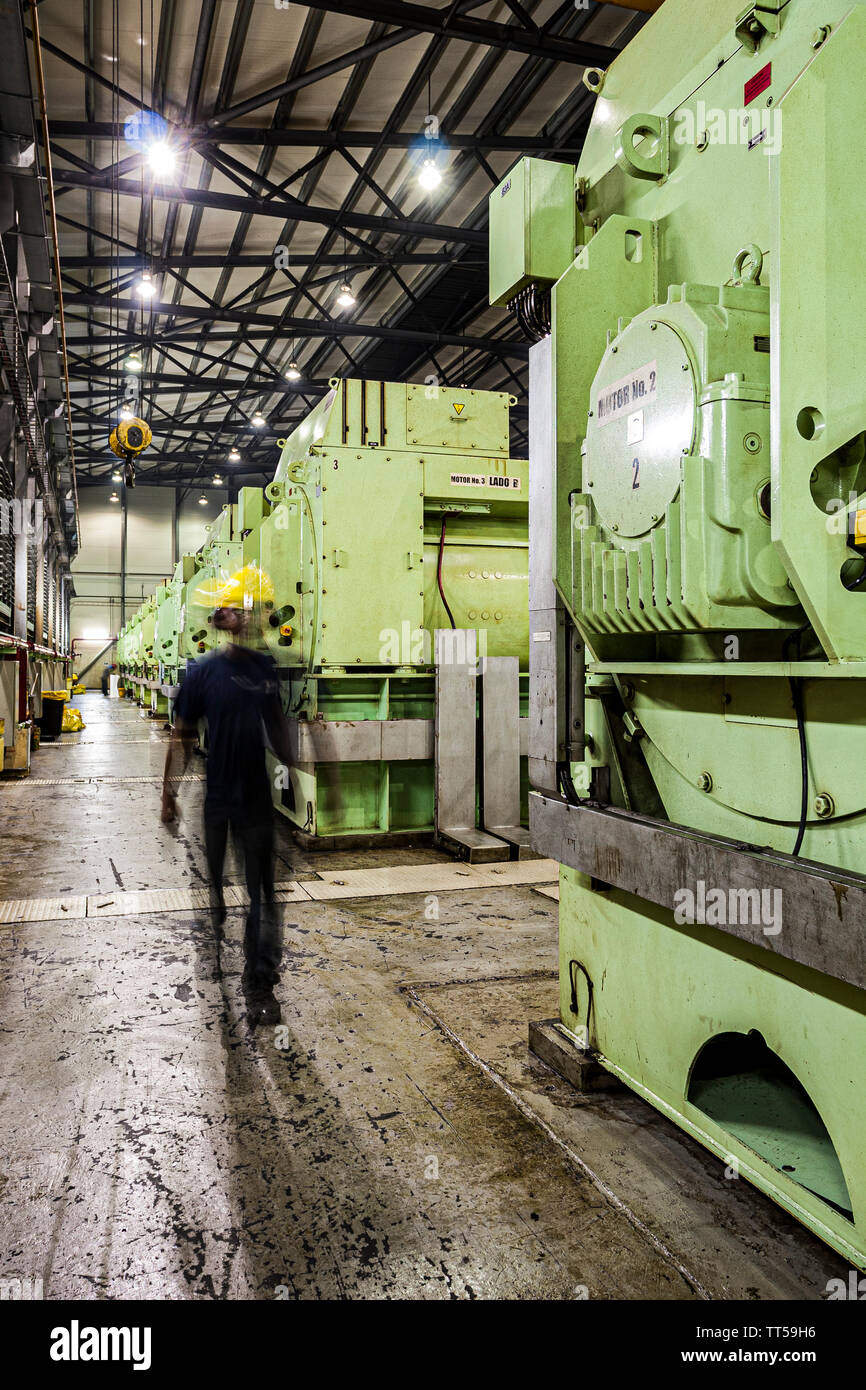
left=204, top=799, right=281, bottom=987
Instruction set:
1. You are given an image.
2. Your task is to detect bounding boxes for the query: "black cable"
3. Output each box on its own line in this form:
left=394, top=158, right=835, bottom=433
left=788, top=675, right=808, bottom=858
left=568, top=959, right=593, bottom=1037
left=557, top=759, right=584, bottom=806
left=783, top=625, right=810, bottom=857
left=437, top=513, right=456, bottom=629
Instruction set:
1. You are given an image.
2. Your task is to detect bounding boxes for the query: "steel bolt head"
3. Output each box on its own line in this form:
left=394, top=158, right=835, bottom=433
left=697, top=772, right=713, bottom=792
left=814, top=793, right=835, bottom=818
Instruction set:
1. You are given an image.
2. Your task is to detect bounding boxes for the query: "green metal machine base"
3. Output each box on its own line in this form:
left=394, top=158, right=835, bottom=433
left=273, top=670, right=529, bottom=843
left=559, top=870, right=866, bottom=1271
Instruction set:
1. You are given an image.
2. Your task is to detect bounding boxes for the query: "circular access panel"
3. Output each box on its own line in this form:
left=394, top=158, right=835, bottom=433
left=584, top=318, right=696, bottom=538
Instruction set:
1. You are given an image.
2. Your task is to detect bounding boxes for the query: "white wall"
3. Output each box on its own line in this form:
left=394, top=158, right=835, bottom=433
left=71, top=485, right=228, bottom=684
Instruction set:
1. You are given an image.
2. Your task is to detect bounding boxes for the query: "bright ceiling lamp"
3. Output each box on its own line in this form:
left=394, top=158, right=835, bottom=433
left=213, top=473, right=224, bottom=486
left=286, top=361, right=301, bottom=381
left=111, top=470, right=122, bottom=482
left=120, top=404, right=134, bottom=422
left=134, top=269, right=156, bottom=299
left=146, top=140, right=176, bottom=177
left=419, top=157, right=442, bottom=191
left=228, top=447, right=240, bottom=462
left=124, top=352, right=142, bottom=372
left=198, top=494, right=208, bottom=506
left=109, top=491, right=120, bottom=503
left=251, top=411, right=266, bottom=428
left=336, top=282, right=356, bottom=308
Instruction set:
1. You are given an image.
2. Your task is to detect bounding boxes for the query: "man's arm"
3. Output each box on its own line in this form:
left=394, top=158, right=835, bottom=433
left=161, top=666, right=203, bottom=823
left=161, top=718, right=197, bottom=822
left=263, top=692, right=292, bottom=769
left=260, top=657, right=292, bottom=769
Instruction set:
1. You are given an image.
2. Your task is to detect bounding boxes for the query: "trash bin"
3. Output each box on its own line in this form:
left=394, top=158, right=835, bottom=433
left=39, top=692, right=65, bottom=739
left=109, top=673, right=120, bottom=698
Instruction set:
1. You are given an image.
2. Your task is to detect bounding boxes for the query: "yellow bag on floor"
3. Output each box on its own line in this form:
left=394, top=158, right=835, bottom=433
left=61, top=706, right=86, bottom=732
left=72, top=683, right=86, bottom=695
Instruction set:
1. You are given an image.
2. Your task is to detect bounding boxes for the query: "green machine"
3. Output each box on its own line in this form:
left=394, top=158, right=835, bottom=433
left=119, top=589, right=168, bottom=711
left=120, top=488, right=270, bottom=712
left=490, top=0, right=866, bottom=1267
left=171, top=487, right=270, bottom=674
left=154, top=556, right=196, bottom=682
left=119, top=606, right=143, bottom=691
left=258, top=378, right=529, bottom=845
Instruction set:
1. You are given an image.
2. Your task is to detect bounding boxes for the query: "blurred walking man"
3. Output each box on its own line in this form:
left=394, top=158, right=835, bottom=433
left=161, top=567, right=291, bottom=1023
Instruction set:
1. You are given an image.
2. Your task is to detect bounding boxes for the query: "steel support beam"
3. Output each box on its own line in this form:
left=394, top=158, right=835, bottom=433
left=298, top=1, right=618, bottom=67
left=530, top=792, right=866, bottom=992
left=51, top=170, right=487, bottom=245
left=59, top=253, right=484, bottom=269
left=48, top=121, right=583, bottom=154
left=61, top=295, right=527, bottom=356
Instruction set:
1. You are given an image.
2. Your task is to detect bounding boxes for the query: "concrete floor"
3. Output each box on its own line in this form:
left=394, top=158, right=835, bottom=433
left=0, top=692, right=847, bottom=1299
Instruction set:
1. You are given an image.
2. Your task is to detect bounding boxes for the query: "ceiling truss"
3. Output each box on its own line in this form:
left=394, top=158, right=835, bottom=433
left=32, top=0, right=648, bottom=491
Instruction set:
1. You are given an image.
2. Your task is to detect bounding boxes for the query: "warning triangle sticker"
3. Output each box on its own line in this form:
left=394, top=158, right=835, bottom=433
left=453, top=402, right=465, bottom=415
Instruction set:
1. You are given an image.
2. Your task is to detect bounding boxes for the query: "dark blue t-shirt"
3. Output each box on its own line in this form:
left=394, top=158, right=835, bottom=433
left=174, top=646, right=281, bottom=809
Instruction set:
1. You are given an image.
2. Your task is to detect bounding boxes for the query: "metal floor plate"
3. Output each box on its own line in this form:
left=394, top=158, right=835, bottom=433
left=465, top=859, right=560, bottom=889
left=302, top=861, right=480, bottom=900
left=0, top=862, right=556, bottom=923
left=302, top=859, right=558, bottom=901
left=0, top=895, right=88, bottom=923
left=37, top=738, right=165, bottom=747
left=8, top=774, right=205, bottom=787
left=86, top=887, right=238, bottom=918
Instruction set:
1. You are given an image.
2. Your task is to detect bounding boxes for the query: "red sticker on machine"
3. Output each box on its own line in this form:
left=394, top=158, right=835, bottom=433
left=744, top=62, right=772, bottom=105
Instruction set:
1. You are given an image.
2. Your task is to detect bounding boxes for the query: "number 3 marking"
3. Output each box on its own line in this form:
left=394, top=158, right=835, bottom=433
left=632, top=457, right=640, bottom=489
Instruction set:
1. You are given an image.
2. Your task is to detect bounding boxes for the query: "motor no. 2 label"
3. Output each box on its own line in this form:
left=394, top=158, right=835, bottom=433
left=596, top=359, right=657, bottom=427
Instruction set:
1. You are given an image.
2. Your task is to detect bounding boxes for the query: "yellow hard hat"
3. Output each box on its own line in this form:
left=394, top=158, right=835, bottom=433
left=228, top=564, right=274, bottom=606
left=192, top=576, right=232, bottom=608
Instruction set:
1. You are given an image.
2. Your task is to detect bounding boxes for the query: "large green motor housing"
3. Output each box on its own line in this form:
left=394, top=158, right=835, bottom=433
left=257, top=378, right=529, bottom=843
left=576, top=266, right=797, bottom=632
left=119, top=381, right=531, bottom=847
left=489, top=0, right=866, bottom=1272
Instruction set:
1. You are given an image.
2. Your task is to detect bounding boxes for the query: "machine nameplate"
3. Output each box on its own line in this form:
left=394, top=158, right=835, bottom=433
left=449, top=472, right=522, bottom=490
left=596, top=359, right=657, bottom=426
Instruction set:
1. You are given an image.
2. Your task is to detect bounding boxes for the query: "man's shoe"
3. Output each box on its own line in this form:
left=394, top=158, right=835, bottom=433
left=244, top=984, right=281, bottom=1028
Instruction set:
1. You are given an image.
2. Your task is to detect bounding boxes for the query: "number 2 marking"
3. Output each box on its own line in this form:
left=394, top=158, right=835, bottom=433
left=632, top=456, right=640, bottom=489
